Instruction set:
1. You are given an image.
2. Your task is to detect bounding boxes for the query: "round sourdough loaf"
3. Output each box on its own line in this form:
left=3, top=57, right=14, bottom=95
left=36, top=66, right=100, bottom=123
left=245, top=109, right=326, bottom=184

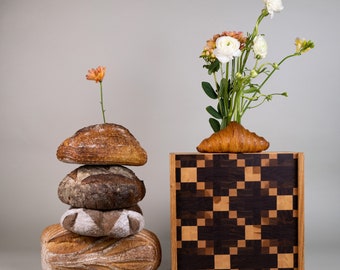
left=58, top=165, right=146, bottom=210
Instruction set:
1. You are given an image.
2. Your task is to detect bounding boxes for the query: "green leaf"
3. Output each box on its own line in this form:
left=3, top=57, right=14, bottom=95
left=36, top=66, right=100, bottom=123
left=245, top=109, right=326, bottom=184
left=209, top=118, right=220, bottom=132
left=208, top=60, right=220, bottom=74
left=206, top=106, right=222, bottom=119
left=201, top=82, right=218, bottom=99
left=202, top=60, right=220, bottom=75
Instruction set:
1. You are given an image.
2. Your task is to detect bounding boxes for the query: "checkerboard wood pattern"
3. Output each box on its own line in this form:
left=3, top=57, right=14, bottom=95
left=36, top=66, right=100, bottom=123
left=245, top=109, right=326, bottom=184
left=170, top=152, right=304, bottom=270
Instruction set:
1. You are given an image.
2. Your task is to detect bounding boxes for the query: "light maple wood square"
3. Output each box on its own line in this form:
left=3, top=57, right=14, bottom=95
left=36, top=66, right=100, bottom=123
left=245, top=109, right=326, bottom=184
left=214, top=254, right=230, bottom=269
left=181, top=226, right=197, bottom=241
left=277, top=195, right=293, bottom=210
left=278, top=253, right=294, bottom=268
left=180, top=168, right=197, bottom=182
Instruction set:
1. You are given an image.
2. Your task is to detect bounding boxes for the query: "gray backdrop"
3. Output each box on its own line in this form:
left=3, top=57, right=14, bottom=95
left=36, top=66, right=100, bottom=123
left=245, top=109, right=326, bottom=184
left=1, top=0, right=339, bottom=269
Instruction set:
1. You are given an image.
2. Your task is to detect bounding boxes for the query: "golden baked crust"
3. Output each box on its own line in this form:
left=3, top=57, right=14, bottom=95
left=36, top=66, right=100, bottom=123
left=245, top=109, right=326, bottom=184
left=197, top=121, right=269, bottom=153
left=41, top=224, right=162, bottom=270
left=56, top=123, right=147, bottom=166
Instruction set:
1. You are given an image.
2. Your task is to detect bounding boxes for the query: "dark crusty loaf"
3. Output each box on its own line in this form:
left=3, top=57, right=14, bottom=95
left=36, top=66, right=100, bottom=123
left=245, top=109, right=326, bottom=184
left=58, top=165, right=146, bottom=210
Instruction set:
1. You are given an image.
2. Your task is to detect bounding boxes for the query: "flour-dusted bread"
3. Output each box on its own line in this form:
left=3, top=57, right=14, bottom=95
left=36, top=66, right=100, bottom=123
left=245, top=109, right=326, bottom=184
left=61, top=206, right=144, bottom=238
left=58, top=165, right=146, bottom=210
left=56, top=123, right=147, bottom=166
left=41, top=224, right=162, bottom=270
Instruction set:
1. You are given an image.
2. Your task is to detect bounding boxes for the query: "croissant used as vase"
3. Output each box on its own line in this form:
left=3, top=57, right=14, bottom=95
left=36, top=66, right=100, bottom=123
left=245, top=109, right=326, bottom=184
left=196, top=121, right=269, bottom=153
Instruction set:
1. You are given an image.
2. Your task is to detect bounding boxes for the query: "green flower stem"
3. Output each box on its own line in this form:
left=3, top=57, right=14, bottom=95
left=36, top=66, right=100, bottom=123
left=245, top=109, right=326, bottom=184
left=240, top=46, right=251, bottom=73
left=252, top=60, right=258, bottom=72
left=247, top=93, right=286, bottom=109
left=253, top=9, right=268, bottom=36
left=213, top=72, right=218, bottom=89
left=99, top=81, right=106, bottom=123
left=227, top=90, right=236, bottom=124
left=240, top=10, right=268, bottom=73
left=231, top=59, right=236, bottom=79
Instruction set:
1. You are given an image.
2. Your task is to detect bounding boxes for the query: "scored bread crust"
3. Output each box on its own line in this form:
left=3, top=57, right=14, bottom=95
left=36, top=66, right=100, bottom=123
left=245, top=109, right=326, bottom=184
left=56, top=123, right=147, bottom=166
left=41, top=224, right=162, bottom=270
left=58, top=165, right=146, bottom=210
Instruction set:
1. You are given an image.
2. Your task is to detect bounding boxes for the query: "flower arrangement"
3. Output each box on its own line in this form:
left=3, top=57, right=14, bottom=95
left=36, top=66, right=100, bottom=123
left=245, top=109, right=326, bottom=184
left=200, top=0, right=314, bottom=132
left=86, top=66, right=107, bottom=123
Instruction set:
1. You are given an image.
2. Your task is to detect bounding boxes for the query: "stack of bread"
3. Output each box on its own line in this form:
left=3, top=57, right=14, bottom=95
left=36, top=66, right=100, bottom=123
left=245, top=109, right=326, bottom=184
left=41, top=123, right=161, bottom=270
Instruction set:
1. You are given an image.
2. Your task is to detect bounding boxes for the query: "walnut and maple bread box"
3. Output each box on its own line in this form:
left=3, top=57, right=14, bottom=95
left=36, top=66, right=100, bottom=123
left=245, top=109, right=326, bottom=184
left=41, top=224, right=162, bottom=270
left=56, top=123, right=147, bottom=166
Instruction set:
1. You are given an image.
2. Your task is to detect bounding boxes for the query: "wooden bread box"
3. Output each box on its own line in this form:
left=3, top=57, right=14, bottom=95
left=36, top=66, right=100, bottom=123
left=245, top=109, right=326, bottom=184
left=170, top=152, right=304, bottom=270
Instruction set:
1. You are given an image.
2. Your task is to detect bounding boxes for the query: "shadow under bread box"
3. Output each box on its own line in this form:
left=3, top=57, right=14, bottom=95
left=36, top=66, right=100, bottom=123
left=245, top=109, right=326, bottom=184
left=170, top=152, right=304, bottom=270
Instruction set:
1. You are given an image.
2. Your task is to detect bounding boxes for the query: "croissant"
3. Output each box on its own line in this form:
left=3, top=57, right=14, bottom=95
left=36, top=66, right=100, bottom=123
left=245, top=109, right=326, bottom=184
left=196, top=121, right=269, bottom=153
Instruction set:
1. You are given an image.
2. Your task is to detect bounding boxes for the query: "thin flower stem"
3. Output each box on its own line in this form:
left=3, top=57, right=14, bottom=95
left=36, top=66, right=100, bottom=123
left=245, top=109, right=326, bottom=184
left=213, top=72, right=218, bottom=89
left=231, top=59, right=235, bottom=78
left=99, top=81, right=106, bottom=123
left=248, top=96, right=267, bottom=109
left=220, top=63, right=224, bottom=79
left=240, top=10, right=267, bottom=73
left=253, top=59, right=260, bottom=71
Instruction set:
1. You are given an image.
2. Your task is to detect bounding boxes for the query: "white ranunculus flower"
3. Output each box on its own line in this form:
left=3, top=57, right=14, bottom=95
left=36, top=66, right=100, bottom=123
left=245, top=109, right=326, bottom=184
left=253, top=35, right=268, bottom=59
left=263, top=0, right=284, bottom=18
left=213, top=36, right=241, bottom=63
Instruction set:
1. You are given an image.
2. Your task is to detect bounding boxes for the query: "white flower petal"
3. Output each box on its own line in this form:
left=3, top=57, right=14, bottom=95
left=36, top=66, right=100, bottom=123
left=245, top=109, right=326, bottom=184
left=253, top=35, right=268, bottom=59
left=263, top=0, right=284, bottom=18
left=214, top=36, right=241, bottom=63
